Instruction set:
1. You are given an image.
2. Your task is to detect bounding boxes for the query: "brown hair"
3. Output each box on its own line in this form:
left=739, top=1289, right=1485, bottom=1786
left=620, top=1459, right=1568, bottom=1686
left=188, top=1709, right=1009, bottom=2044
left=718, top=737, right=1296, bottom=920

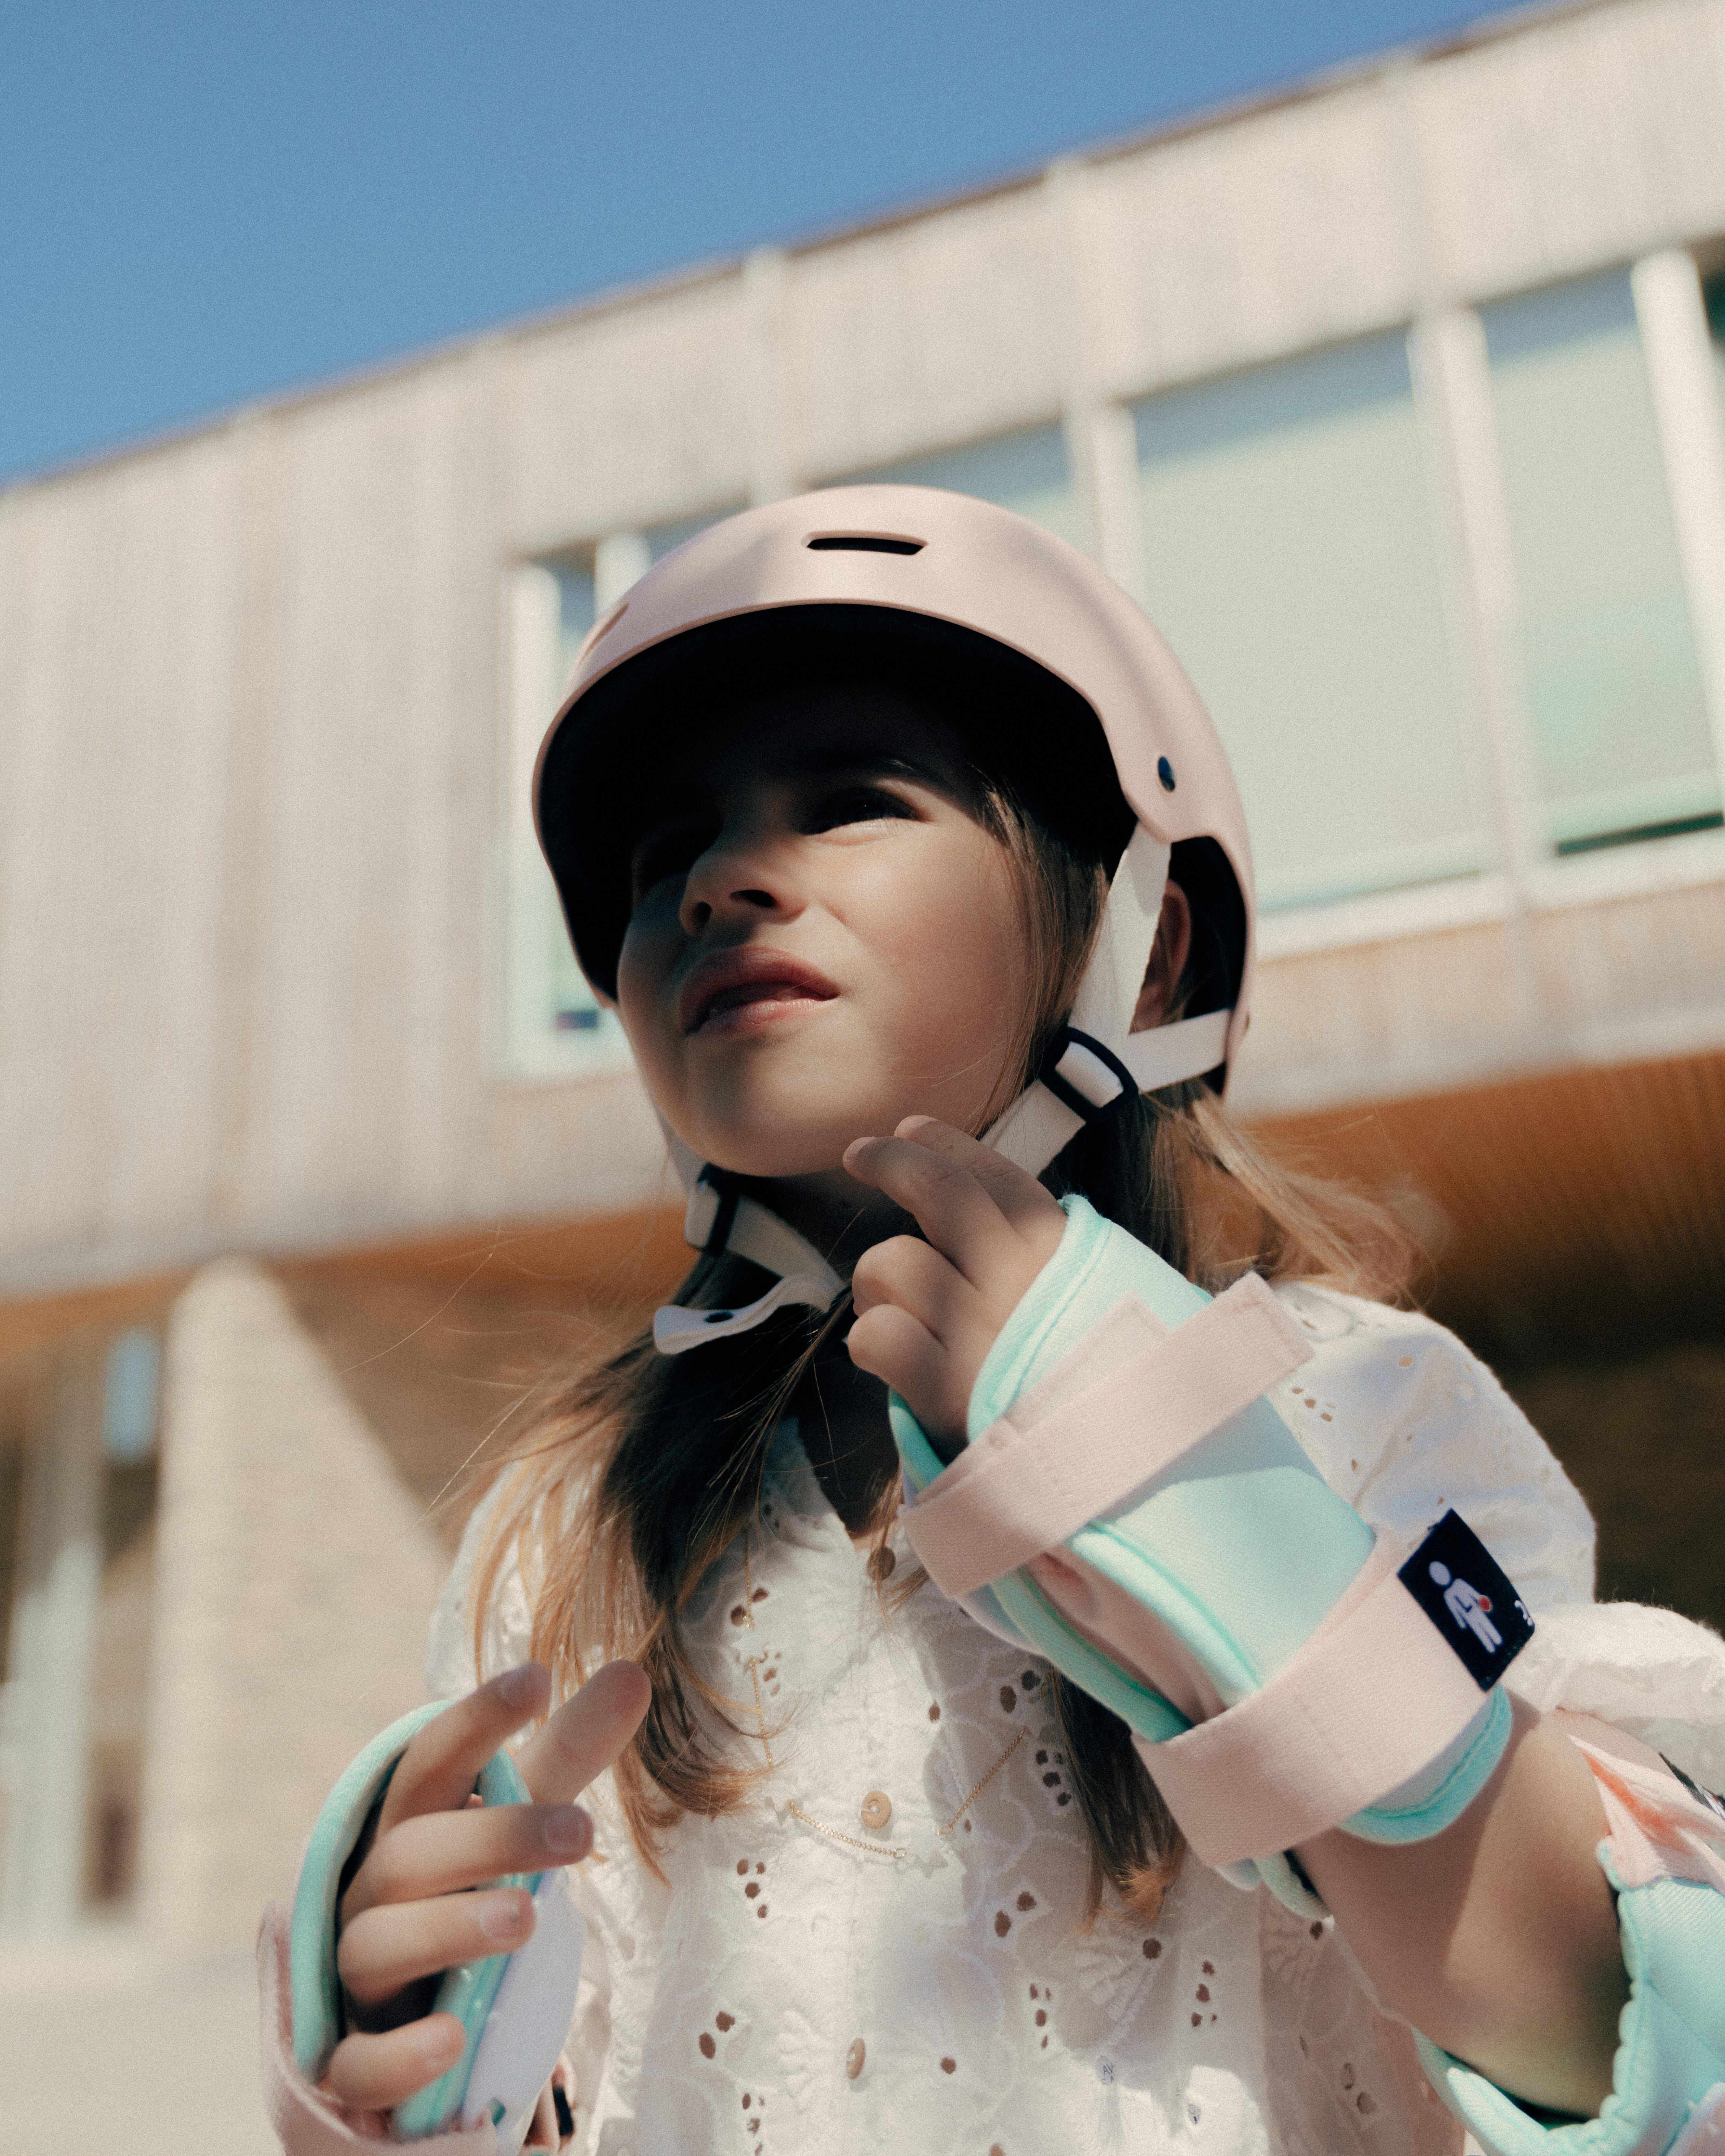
left=471, top=790, right=1414, bottom=1925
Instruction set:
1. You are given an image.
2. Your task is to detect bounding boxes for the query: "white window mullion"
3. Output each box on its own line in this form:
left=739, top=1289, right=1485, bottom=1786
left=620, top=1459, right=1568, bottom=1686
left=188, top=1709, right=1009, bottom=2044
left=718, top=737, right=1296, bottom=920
left=1088, top=401, right=1150, bottom=609
left=594, top=532, right=651, bottom=615
left=1408, top=307, right=1545, bottom=901
left=1632, top=248, right=1725, bottom=804
left=1047, top=158, right=1114, bottom=574
left=500, top=562, right=564, bottom=1076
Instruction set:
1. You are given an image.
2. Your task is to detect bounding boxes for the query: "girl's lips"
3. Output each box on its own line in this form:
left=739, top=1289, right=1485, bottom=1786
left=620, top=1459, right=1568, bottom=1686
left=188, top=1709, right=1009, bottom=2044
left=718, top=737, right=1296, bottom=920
left=678, top=948, right=839, bottom=1036
left=691, top=984, right=833, bottom=1037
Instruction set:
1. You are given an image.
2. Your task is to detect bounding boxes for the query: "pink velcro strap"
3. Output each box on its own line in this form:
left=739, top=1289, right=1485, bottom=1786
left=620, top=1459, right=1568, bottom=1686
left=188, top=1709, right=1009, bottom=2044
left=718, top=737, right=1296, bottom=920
left=903, top=1273, right=1313, bottom=1600
left=1137, top=1540, right=1492, bottom=1864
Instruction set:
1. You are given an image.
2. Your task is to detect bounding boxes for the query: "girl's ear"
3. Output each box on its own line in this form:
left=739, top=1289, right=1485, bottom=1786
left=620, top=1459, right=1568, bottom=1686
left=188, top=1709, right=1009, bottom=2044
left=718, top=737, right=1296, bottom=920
left=1130, top=881, right=1193, bottom=1034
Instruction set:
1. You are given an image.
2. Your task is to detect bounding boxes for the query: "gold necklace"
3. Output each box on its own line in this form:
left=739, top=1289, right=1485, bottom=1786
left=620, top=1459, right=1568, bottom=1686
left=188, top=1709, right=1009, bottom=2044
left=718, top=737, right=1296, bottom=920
left=741, top=1529, right=1027, bottom=1862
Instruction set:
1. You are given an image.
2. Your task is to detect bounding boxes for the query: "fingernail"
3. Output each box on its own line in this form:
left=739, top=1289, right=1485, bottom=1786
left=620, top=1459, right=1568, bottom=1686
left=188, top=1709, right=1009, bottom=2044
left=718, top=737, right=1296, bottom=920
left=480, top=1891, right=528, bottom=1941
left=495, top=1664, right=540, bottom=1708
left=897, top=1114, right=936, bottom=1133
left=419, top=2020, right=462, bottom=2067
left=544, top=1805, right=591, bottom=1857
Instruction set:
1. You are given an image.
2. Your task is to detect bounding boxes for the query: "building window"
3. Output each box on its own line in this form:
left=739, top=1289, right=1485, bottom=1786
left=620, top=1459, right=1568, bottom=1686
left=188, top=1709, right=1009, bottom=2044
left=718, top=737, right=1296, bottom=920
left=0, top=1323, right=160, bottom=1932
left=540, top=559, right=619, bottom=1051
left=837, top=422, right=1082, bottom=552
left=1708, top=266, right=1725, bottom=402
left=503, top=511, right=736, bottom=1076
left=1483, top=269, right=1720, bottom=856
left=1132, top=333, right=1479, bottom=912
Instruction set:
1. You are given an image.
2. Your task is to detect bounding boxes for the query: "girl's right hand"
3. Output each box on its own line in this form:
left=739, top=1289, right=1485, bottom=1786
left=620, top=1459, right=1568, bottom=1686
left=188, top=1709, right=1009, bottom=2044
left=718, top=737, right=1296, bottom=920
left=323, top=1658, right=652, bottom=2118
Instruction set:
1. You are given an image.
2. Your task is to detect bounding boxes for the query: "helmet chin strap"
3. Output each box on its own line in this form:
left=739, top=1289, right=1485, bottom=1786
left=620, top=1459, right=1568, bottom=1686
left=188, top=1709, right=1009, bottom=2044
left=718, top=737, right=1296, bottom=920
left=651, top=828, right=1233, bottom=1355
left=983, top=832, right=1232, bottom=1172
left=652, top=1131, right=846, bottom=1355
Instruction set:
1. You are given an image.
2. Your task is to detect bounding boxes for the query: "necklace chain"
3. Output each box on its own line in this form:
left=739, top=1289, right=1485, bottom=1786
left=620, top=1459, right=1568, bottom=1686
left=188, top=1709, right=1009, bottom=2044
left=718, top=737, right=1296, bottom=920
left=742, top=1529, right=1027, bottom=1862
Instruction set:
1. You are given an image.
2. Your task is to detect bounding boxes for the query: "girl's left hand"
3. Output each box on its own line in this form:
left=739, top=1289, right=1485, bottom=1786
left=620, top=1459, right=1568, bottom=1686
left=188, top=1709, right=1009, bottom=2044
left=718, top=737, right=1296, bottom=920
left=842, top=1116, right=1066, bottom=1460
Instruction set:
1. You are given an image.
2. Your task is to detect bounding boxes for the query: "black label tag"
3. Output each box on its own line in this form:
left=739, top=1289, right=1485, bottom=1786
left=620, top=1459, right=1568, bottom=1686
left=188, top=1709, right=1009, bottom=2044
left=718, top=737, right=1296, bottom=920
left=1398, top=1511, right=1534, bottom=1689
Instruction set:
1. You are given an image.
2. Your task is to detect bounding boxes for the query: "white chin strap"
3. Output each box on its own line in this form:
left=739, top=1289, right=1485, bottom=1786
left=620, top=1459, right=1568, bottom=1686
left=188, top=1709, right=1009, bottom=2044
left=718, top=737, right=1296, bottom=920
left=653, top=829, right=1233, bottom=1355
left=652, top=1137, right=846, bottom=1354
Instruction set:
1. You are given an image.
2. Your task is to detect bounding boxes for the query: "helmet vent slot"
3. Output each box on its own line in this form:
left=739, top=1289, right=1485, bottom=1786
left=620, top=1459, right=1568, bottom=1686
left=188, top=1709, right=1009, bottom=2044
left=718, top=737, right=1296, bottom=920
left=806, top=534, right=924, bottom=556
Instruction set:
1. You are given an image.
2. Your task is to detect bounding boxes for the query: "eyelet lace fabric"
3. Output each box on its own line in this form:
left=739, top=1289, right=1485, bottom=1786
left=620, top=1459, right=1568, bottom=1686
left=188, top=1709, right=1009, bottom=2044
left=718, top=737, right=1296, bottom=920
left=424, top=1284, right=1725, bottom=2156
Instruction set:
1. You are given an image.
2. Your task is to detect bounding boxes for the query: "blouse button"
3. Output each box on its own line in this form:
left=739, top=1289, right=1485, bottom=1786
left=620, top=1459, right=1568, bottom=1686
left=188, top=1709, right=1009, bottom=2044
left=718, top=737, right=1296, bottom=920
left=867, top=1545, right=896, bottom=1582
left=845, top=2037, right=866, bottom=2081
left=860, top=1790, right=892, bottom=1832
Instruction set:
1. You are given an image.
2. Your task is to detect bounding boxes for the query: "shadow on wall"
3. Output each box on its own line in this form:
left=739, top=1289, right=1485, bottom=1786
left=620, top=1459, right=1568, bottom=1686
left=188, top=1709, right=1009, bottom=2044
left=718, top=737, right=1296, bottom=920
left=1501, top=1346, right=1725, bottom=1635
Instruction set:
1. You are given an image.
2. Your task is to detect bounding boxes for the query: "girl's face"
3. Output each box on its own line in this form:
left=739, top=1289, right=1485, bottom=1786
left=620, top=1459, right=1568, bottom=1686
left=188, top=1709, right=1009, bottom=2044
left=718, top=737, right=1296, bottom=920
left=615, top=684, right=1030, bottom=1185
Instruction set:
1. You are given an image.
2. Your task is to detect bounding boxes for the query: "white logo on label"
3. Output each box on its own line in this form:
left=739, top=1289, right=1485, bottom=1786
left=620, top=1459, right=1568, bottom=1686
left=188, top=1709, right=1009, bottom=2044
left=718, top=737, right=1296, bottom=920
left=1428, top=1561, right=1502, bottom=1653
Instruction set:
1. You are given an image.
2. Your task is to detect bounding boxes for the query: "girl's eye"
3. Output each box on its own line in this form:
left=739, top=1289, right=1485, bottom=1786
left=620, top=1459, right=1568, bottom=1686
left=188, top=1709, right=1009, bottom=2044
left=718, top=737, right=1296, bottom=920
left=808, top=786, right=914, bottom=832
left=631, top=823, right=713, bottom=896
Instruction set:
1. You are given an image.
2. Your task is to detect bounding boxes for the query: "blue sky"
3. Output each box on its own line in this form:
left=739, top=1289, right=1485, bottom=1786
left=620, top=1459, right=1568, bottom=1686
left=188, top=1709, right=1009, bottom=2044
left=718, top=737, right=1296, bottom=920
left=0, top=0, right=1523, bottom=484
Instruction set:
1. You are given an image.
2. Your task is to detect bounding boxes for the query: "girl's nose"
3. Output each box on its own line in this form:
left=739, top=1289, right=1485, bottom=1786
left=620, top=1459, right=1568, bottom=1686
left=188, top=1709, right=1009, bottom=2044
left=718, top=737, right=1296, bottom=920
left=678, top=825, right=804, bottom=937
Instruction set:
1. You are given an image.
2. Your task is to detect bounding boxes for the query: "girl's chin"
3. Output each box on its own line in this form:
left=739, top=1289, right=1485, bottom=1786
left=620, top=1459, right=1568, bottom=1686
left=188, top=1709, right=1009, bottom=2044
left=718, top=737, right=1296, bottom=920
left=673, top=1108, right=894, bottom=1183
left=689, top=1134, right=861, bottom=1182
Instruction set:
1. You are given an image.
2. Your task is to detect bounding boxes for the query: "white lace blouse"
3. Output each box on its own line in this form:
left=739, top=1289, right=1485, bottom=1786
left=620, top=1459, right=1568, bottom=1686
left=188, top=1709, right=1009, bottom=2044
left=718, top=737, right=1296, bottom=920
left=424, top=1282, right=1725, bottom=2156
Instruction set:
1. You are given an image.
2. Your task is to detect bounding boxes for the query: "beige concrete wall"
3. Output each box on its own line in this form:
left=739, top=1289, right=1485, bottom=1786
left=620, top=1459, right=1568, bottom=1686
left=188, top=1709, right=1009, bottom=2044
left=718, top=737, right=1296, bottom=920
left=137, top=1258, right=448, bottom=1949
left=3, top=0, right=1725, bottom=1293
left=1236, top=865, right=1725, bottom=1115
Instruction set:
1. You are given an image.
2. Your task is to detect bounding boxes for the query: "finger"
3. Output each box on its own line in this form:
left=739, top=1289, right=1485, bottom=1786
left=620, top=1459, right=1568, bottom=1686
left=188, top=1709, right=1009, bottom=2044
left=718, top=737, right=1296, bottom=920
left=323, top=2015, right=465, bottom=2112
left=894, top=1115, right=1066, bottom=1241
left=851, top=1234, right=978, bottom=1346
left=338, top=1886, right=534, bottom=2011
left=847, top=1304, right=968, bottom=1455
left=515, top=1659, right=653, bottom=1806
left=377, top=1663, right=551, bottom=1837
left=841, top=1133, right=1019, bottom=1288
left=349, top=1803, right=591, bottom=1918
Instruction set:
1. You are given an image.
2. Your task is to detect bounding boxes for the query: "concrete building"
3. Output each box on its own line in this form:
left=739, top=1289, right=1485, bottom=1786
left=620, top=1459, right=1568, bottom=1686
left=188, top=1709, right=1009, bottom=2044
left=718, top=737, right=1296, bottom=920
left=2, top=0, right=1724, bottom=2142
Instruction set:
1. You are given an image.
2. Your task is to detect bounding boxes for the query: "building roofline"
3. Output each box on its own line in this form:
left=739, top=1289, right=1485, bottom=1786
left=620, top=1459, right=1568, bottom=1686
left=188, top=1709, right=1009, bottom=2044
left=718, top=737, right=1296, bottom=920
left=0, top=0, right=1629, bottom=500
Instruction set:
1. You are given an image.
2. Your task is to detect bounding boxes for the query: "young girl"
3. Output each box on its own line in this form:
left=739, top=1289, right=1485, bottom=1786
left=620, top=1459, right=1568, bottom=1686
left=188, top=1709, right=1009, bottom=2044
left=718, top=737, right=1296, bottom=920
left=263, top=487, right=1725, bottom=2156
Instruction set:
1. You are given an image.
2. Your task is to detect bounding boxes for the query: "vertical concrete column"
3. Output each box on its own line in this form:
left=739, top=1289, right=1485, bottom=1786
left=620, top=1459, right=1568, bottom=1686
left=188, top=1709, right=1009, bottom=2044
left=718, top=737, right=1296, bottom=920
left=0, top=1344, right=102, bottom=1934
left=137, top=1259, right=449, bottom=1948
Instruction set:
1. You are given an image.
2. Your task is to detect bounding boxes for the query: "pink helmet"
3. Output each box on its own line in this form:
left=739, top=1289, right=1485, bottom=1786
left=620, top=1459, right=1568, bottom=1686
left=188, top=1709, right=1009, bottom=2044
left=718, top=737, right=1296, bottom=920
left=532, top=486, right=1258, bottom=1348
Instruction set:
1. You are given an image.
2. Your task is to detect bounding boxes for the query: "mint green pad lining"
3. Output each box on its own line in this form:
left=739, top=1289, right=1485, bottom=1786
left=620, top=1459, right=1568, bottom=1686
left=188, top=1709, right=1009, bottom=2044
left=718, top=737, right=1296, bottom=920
left=1347, top=1686, right=1513, bottom=1845
left=289, top=1699, right=539, bottom=2139
left=1416, top=1856, right=1725, bottom=2156
left=891, top=1194, right=1510, bottom=1853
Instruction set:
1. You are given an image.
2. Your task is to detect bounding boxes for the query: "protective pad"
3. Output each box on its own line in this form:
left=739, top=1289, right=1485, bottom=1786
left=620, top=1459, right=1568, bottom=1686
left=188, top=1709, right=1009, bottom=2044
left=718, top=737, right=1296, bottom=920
left=1418, top=1735, right=1725, bottom=2156
left=288, top=1701, right=550, bottom=2141
left=893, top=1197, right=1520, bottom=1865
left=1418, top=1864, right=1725, bottom=2156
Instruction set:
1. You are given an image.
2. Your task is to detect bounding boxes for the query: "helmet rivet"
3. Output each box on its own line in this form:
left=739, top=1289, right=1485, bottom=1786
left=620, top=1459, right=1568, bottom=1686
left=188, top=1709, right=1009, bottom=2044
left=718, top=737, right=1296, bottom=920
left=1157, top=756, right=1176, bottom=792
